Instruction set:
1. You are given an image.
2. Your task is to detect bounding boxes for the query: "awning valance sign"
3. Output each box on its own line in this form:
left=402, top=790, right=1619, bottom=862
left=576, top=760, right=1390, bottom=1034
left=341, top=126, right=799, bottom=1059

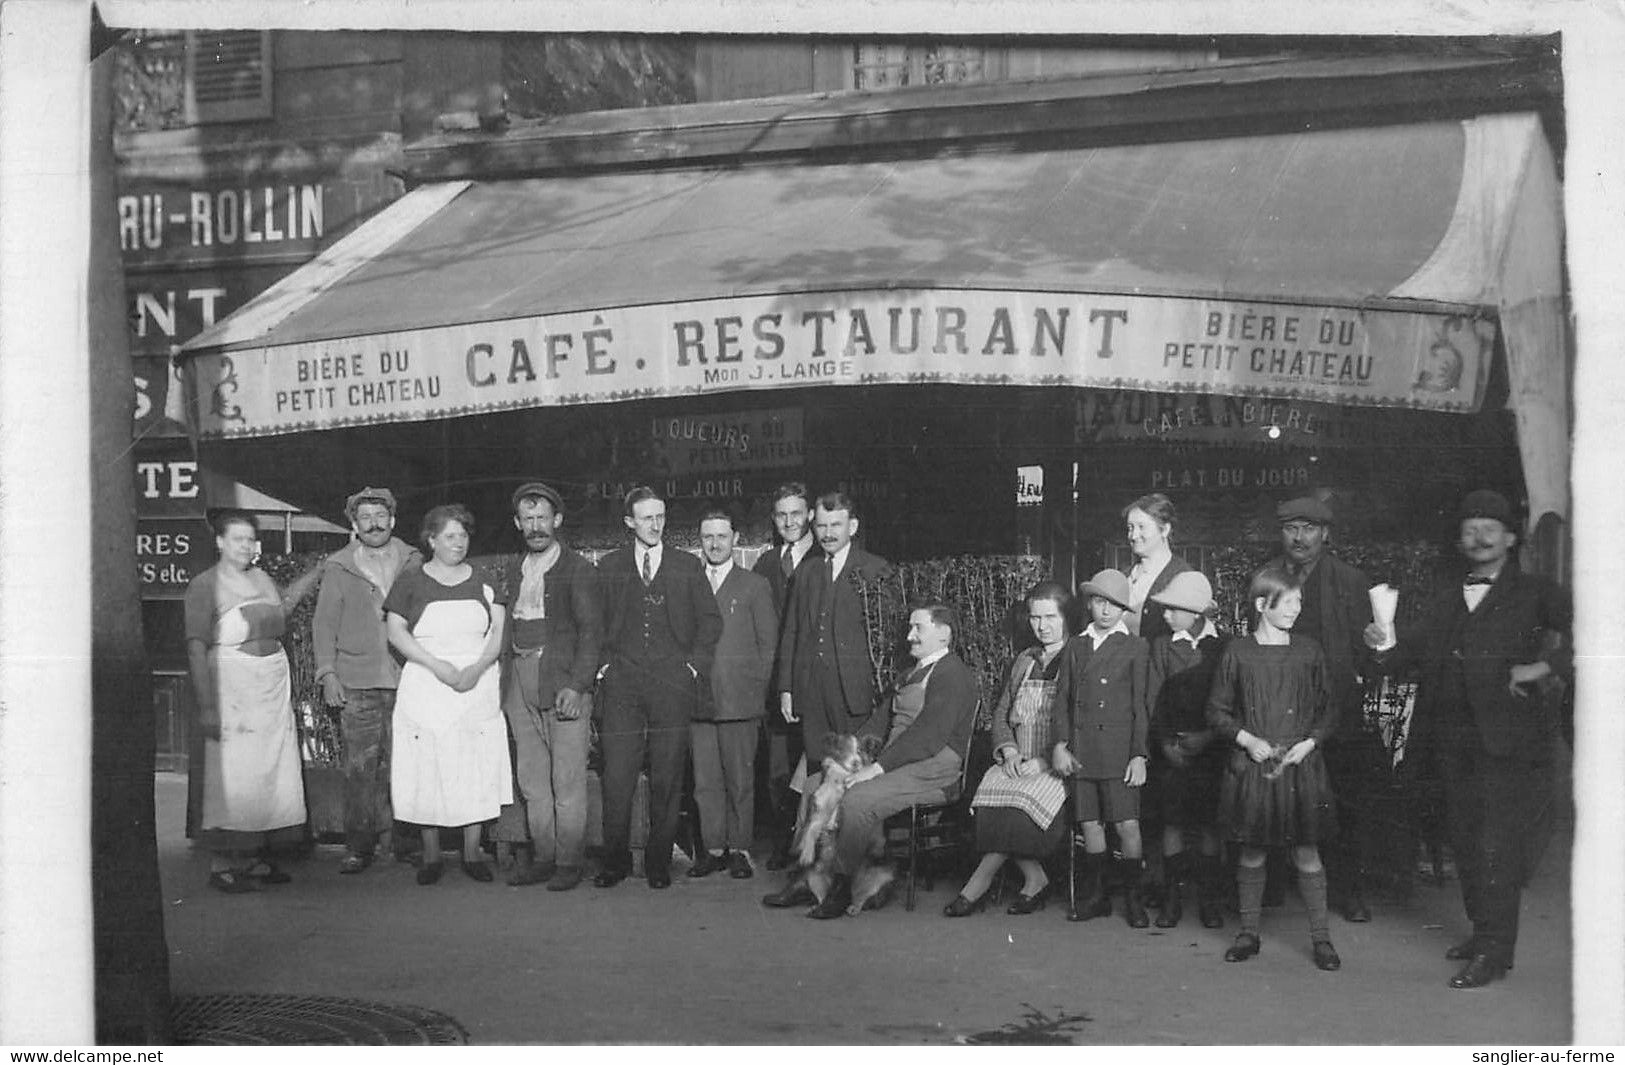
left=196, top=287, right=1491, bottom=437
left=180, top=110, right=1566, bottom=521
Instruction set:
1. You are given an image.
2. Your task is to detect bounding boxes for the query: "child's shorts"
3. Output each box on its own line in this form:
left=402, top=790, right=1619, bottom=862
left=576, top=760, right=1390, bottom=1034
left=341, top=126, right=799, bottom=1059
left=1072, top=775, right=1140, bottom=823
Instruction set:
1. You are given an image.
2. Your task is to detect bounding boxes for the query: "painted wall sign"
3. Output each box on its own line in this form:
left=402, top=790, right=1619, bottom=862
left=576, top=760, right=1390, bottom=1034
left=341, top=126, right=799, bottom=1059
left=118, top=181, right=326, bottom=266
left=648, top=407, right=804, bottom=476
left=188, top=289, right=1494, bottom=440
left=137, top=518, right=214, bottom=599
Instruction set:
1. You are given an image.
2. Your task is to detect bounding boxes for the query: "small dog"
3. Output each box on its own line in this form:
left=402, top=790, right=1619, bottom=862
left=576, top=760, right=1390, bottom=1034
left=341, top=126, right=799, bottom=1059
left=797, top=732, right=897, bottom=915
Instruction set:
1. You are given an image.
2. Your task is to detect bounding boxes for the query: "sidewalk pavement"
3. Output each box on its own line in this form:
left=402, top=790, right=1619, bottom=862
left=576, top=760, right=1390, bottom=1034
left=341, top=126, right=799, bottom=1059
left=156, top=772, right=1572, bottom=1045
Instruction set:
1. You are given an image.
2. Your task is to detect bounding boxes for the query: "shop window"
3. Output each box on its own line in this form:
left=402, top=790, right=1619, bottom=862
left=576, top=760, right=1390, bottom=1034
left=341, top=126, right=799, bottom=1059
left=851, top=40, right=1000, bottom=90
left=185, top=29, right=273, bottom=124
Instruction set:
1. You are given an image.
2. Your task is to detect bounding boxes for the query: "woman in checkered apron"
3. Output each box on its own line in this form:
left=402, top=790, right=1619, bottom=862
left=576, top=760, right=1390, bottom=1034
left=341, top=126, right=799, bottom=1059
left=943, top=581, right=1073, bottom=916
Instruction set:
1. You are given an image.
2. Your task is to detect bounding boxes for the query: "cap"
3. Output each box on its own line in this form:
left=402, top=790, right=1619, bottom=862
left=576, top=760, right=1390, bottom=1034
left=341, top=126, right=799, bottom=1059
left=1459, top=489, right=1514, bottom=528
left=512, top=480, right=565, bottom=514
left=1078, top=568, right=1133, bottom=610
left=1276, top=496, right=1333, bottom=525
left=1149, top=571, right=1215, bottom=614
left=344, top=486, right=396, bottom=519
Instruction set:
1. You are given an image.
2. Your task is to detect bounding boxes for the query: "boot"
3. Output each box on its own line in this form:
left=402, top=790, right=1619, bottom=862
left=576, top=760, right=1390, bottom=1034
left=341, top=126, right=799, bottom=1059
left=1067, top=851, right=1112, bottom=921
left=1120, top=857, right=1150, bottom=928
left=1155, top=853, right=1187, bottom=928
left=1197, top=854, right=1226, bottom=929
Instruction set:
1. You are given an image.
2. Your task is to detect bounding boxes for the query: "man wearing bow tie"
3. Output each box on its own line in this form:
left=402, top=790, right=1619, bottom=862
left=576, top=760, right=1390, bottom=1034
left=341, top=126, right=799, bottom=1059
left=687, top=508, right=777, bottom=880
left=1364, top=489, right=1570, bottom=989
left=1270, top=495, right=1379, bottom=922
left=594, top=486, right=723, bottom=890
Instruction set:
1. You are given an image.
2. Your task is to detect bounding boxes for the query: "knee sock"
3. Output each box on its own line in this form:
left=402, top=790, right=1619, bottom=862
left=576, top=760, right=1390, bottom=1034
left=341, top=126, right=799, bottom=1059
left=1237, top=862, right=1266, bottom=936
left=1299, top=867, right=1331, bottom=942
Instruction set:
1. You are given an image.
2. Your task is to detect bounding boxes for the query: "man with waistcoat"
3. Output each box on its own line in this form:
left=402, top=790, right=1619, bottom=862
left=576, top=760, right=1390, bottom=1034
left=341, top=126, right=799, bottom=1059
left=1270, top=495, right=1379, bottom=922
left=500, top=481, right=603, bottom=892
left=751, top=482, right=821, bottom=869
left=312, top=486, right=421, bottom=874
left=1364, top=489, right=1570, bottom=989
left=594, top=486, right=723, bottom=889
left=688, top=507, right=777, bottom=880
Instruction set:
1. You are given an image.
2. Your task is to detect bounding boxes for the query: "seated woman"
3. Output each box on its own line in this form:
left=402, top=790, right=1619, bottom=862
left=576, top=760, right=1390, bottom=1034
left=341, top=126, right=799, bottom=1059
left=184, top=509, right=321, bottom=893
left=944, top=581, right=1073, bottom=916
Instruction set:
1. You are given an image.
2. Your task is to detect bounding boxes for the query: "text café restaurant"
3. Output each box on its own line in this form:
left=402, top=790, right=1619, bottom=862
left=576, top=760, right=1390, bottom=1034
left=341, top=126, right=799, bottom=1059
left=181, top=66, right=1569, bottom=582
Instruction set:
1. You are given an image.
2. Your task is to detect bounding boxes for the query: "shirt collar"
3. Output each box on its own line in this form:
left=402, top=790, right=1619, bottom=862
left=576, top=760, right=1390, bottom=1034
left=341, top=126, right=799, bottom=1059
left=1171, top=619, right=1218, bottom=645
left=707, top=559, right=733, bottom=582
left=786, top=534, right=815, bottom=564
left=637, top=542, right=664, bottom=566
left=1087, top=619, right=1130, bottom=647
left=913, top=647, right=950, bottom=669
left=827, top=542, right=852, bottom=577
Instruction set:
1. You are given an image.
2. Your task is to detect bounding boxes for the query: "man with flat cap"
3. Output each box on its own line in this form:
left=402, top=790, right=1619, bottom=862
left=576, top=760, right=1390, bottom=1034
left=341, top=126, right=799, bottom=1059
left=1270, top=494, right=1379, bottom=922
left=313, top=487, right=422, bottom=873
left=1364, top=489, right=1570, bottom=989
left=500, top=481, right=603, bottom=892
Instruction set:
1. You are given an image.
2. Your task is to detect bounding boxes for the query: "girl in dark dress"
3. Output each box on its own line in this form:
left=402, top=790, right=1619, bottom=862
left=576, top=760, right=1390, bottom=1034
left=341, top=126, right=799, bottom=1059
left=1206, top=566, right=1341, bottom=971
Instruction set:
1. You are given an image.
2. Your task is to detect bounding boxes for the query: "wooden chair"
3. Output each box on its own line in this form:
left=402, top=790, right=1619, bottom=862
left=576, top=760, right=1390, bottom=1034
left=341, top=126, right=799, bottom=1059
left=881, top=705, right=982, bottom=911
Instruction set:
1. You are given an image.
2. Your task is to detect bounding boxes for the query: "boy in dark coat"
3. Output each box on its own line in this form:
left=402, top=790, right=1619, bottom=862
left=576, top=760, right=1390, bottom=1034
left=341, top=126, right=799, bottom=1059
left=1052, top=569, right=1150, bottom=926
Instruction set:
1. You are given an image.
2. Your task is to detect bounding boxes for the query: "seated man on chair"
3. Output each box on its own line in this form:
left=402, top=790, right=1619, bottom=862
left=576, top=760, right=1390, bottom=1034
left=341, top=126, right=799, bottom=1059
left=800, top=600, right=980, bottom=919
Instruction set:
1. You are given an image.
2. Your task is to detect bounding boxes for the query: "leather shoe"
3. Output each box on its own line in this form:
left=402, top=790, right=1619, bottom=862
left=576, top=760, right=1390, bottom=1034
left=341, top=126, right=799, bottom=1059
left=593, top=868, right=628, bottom=888
left=807, top=878, right=852, bottom=920
left=942, top=893, right=987, bottom=918
left=1312, top=940, right=1342, bottom=971
left=1449, top=953, right=1509, bottom=989
left=1006, top=884, right=1050, bottom=915
left=1342, top=893, right=1372, bottom=923
left=1224, top=932, right=1262, bottom=962
left=728, top=852, right=755, bottom=880
left=416, top=862, right=443, bottom=886
left=507, top=862, right=554, bottom=887
left=461, top=859, right=494, bottom=883
left=338, top=853, right=372, bottom=876
left=546, top=867, right=583, bottom=892
left=647, top=870, right=672, bottom=889
left=760, top=879, right=816, bottom=908
left=687, top=851, right=723, bottom=878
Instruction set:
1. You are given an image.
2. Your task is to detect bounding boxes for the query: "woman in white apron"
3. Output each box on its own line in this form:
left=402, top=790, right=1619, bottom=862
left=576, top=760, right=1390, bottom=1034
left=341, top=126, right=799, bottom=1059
left=384, top=504, right=510, bottom=885
left=946, top=581, right=1074, bottom=916
left=184, top=510, right=321, bottom=894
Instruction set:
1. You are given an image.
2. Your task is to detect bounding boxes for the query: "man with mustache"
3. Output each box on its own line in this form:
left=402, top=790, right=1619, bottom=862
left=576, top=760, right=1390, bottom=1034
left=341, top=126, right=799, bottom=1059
left=500, top=481, right=604, bottom=892
left=313, top=486, right=422, bottom=874
left=1364, top=490, right=1570, bottom=989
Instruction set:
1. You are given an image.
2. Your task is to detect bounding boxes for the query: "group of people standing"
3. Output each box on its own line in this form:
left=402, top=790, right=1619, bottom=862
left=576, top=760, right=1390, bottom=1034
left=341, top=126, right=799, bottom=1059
left=184, top=476, right=1568, bottom=990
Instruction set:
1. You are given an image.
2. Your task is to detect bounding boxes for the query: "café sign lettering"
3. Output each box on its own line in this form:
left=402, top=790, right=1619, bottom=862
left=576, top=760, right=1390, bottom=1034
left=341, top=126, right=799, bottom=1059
left=187, top=289, right=1494, bottom=440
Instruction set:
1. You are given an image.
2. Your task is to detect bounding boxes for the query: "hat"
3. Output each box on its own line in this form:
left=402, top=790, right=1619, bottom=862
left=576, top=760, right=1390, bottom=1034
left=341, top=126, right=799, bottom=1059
left=1079, top=569, right=1133, bottom=610
left=344, top=486, right=396, bottom=519
left=1276, top=496, right=1333, bottom=525
left=512, top=480, right=565, bottom=514
left=1459, top=489, right=1514, bottom=528
left=1149, top=571, right=1215, bottom=614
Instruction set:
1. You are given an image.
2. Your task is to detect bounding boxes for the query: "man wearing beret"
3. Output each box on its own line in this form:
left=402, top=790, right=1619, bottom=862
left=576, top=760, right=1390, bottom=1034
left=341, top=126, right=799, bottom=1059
left=1364, top=489, right=1571, bottom=989
left=313, top=487, right=422, bottom=874
left=500, top=481, right=603, bottom=892
left=1269, top=494, right=1380, bottom=922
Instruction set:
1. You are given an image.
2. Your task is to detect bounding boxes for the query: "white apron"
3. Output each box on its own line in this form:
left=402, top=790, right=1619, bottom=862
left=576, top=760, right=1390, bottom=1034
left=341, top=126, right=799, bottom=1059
left=391, top=593, right=512, bottom=826
left=201, top=605, right=307, bottom=833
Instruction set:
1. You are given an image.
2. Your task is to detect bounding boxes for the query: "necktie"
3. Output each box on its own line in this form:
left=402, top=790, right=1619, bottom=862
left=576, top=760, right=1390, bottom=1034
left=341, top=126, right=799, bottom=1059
left=709, top=567, right=723, bottom=593
left=1463, top=575, right=1494, bottom=587
left=781, top=545, right=794, bottom=579
left=641, top=551, right=653, bottom=586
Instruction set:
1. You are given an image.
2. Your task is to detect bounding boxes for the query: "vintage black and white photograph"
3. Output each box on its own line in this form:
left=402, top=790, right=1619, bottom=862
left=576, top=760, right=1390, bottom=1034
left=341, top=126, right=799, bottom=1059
left=1, top=0, right=1621, bottom=1049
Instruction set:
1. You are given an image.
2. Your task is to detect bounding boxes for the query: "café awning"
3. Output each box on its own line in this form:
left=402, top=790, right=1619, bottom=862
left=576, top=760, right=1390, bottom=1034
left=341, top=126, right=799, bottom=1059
left=182, top=110, right=1568, bottom=519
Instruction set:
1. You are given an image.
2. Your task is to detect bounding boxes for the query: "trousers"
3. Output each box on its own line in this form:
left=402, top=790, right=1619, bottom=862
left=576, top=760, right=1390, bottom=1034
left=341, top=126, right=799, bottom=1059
left=599, top=657, right=697, bottom=876
left=502, top=659, right=591, bottom=870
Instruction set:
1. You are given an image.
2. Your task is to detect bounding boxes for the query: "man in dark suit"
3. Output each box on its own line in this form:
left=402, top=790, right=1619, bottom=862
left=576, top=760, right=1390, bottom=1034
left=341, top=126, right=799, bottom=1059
left=499, top=481, right=603, bottom=892
left=774, top=490, right=892, bottom=758
left=688, top=508, right=777, bottom=881
left=1365, top=489, right=1570, bottom=989
left=1269, top=495, right=1379, bottom=922
left=595, top=486, right=723, bottom=889
left=802, top=601, right=981, bottom=919
left=751, top=482, right=820, bottom=869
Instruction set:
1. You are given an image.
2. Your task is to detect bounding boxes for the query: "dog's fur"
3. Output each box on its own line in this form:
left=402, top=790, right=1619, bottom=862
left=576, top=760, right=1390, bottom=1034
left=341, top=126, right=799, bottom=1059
left=796, top=732, right=896, bottom=915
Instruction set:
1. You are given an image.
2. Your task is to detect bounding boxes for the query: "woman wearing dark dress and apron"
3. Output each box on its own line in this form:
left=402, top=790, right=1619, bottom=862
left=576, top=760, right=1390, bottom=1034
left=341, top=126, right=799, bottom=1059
left=944, top=581, right=1072, bottom=916
left=1206, top=565, right=1342, bottom=971
left=184, top=510, right=321, bottom=893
